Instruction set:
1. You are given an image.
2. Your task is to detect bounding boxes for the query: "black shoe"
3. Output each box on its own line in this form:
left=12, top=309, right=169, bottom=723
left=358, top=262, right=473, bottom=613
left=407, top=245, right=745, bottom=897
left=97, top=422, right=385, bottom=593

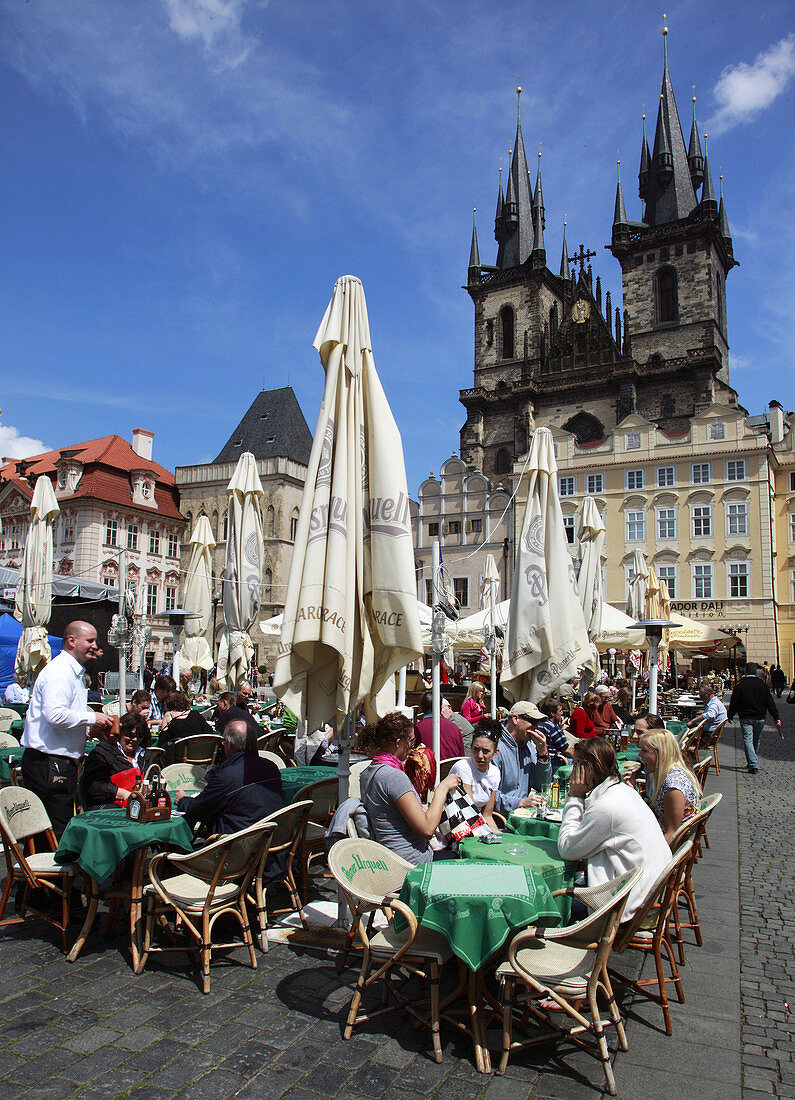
left=746, top=767, right=758, bottom=774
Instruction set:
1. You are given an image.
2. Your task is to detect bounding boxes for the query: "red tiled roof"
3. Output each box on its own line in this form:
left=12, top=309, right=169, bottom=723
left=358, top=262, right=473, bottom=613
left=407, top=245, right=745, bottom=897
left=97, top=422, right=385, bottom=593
left=576, top=438, right=607, bottom=449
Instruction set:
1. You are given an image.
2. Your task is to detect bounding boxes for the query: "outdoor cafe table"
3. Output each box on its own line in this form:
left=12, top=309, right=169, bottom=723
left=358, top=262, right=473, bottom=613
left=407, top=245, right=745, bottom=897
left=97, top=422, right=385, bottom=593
left=0, top=744, right=24, bottom=783
left=397, top=859, right=564, bottom=1073
left=281, top=765, right=338, bottom=802
left=55, top=808, right=194, bottom=966
left=459, top=831, right=575, bottom=922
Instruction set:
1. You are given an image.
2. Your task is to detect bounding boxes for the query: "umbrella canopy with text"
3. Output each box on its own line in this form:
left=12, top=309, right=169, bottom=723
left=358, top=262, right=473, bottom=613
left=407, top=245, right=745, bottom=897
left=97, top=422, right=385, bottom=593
left=502, top=427, right=592, bottom=703
left=274, top=275, right=422, bottom=732
left=181, top=514, right=216, bottom=672
left=217, top=453, right=263, bottom=689
left=15, top=475, right=60, bottom=680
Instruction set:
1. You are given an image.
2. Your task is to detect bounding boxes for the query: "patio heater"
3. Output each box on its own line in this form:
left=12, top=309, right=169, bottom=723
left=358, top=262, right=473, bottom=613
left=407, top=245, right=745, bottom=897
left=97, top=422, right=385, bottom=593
left=631, top=618, right=677, bottom=716
left=692, top=653, right=710, bottom=688
left=160, top=609, right=201, bottom=687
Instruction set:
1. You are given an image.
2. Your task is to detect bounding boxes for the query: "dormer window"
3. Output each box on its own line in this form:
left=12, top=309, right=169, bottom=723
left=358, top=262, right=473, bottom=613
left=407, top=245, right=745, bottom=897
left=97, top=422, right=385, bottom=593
left=131, top=469, right=158, bottom=509
left=141, top=481, right=152, bottom=499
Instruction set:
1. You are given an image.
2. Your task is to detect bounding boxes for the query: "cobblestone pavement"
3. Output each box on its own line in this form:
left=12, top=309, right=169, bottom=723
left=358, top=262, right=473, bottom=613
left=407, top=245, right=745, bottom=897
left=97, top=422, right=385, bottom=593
left=0, top=709, right=789, bottom=1100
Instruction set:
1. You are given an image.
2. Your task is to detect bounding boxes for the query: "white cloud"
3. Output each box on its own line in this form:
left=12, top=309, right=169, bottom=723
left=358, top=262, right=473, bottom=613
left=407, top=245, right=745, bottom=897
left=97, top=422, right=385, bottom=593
left=729, top=354, right=751, bottom=371
left=0, top=426, right=47, bottom=460
left=709, top=35, right=795, bottom=135
left=163, top=0, right=252, bottom=67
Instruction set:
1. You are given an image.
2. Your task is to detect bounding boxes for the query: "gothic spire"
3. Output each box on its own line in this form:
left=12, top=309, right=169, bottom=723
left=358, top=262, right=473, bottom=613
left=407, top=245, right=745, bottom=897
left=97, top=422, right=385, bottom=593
left=493, top=162, right=504, bottom=240
left=643, top=19, right=698, bottom=226
left=701, top=133, right=717, bottom=212
left=718, top=174, right=732, bottom=241
left=469, top=206, right=480, bottom=269
left=560, top=219, right=570, bottom=280
left=613, top=159, right=629, bottom=227
left=687, top=90, right=704, bottom=189
left=495, top=84, right=534, bottom=268
left=638, top=111, right=651, bottom=201
left=532, top=148, right=545, bottom=259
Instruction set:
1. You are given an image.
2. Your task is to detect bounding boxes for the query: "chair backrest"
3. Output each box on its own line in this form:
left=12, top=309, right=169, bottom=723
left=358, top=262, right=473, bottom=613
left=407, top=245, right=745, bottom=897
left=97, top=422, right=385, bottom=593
left=0, top=785, right=53, bottom=846
left=166, top=819, right=276, bottom=888
left=615, top=841, right=693, bottom=948
left=160, top=763, right=208, bottom=795
left=0, top=731, right=20, bottom=748
left=679, top=722, right=703, bottom=751
left=263, top=799, right=313, bottom=857
left=102, top=701, right=121, bottom=716
left=328, top=837, right=413, bottom=906
left=0, top=707, right=20, bottom=732
left=704, top=719, right=726, bottom=748
left=346, top=758, right=370, bottom=800
left=294, top=776, right=339, bottom=822
left=439, top=757, right=464, bottom=780
left=258, top=750, right=286, bottom=770
left=171, top=734, right=223, bottom=766
left=692, top=755, right=712, bottom=789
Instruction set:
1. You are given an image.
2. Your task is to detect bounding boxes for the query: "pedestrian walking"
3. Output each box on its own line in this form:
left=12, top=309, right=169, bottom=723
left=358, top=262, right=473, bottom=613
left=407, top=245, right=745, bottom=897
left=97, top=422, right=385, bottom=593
left=727, top=662, right=781, bottom=774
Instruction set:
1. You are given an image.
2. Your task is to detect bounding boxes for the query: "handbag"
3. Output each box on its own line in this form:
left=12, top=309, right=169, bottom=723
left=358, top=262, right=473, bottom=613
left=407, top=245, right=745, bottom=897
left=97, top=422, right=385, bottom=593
left=437, top=786, right=491, bottom=844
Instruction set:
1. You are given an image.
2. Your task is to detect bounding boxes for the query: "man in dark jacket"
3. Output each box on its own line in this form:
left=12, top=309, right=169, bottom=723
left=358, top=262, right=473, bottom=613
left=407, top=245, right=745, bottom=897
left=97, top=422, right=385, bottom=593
left=727, top=662, right=781, bottom=774
left=176, top=721, right=283, bottom=834
left=213, top=691, right=260, bottom=745
left=415, top=691, right=465, bottom=762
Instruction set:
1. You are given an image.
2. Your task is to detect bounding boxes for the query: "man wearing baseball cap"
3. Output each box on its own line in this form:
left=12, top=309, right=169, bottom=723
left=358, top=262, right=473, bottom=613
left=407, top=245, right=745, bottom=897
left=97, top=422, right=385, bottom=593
left=495, top=702, right=552, bottom=816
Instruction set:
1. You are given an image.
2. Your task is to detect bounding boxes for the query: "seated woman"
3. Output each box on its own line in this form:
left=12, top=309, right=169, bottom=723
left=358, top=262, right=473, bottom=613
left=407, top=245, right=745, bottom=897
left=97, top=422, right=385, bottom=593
left=460, top=682, right=486, bottom=726
left=639, top=728, right=702, bottom=844
left=557, top=737, right=671, bottom=923
left=358, top=712, right=461, bottom=866
left=611, top=686, right=635, bottom=726
left=567, top=691, right=599, bottom=739
left=450, top=718, right=501, bottom=833
left=158, top=691, right=215, bottom=760
left=81, top=712, right=152, bottom=810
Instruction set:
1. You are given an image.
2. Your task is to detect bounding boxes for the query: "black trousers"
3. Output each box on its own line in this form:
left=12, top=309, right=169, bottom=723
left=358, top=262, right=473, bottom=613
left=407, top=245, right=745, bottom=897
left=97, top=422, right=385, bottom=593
left=20, top=748, right=78, bottom=838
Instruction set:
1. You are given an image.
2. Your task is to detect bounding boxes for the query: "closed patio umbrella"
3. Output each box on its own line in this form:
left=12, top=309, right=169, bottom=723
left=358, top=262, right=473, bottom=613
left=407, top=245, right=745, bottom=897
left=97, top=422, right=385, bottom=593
left=502, top=427, right=592, bottom=703
left=15, top=475, right=59, bottom=680
left=575, top=496, right=605, bottom=691
left=181, top=515, right=216, bottom=673
left=626, top=550, right=649, bottom=620
left=274, top=275, right=422, bottom=767
left=216, top=453, right=264, bottom=690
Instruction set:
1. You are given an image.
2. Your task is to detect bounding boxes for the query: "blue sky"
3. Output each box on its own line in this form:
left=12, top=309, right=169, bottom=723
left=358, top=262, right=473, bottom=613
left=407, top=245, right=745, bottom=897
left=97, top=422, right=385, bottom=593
left=1, top=1, right=793, bottom=495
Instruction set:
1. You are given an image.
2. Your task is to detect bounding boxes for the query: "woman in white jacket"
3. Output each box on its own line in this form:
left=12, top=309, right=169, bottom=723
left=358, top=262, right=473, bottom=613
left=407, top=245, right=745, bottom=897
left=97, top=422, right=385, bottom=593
left=557, top=737, right=671, bottom=923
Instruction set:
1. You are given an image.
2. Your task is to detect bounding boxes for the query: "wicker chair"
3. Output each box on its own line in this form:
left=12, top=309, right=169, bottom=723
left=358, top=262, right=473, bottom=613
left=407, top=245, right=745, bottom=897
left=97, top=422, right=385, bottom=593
left=438, top=756, right=464, bottom=780
left=667, top=793, right=723, bottom=961
left=691, top=754, right=712, bottom=792
left=257, top=750, right=286, bottom=771
left=694, top=719, right=726, bottom=773
left=0, top=786, right=80, bottom=951
left=495, top=869, right=642, bottom=1095
left=609, top=841, right=693, bottom=1035
left=293, top=777, right=339, bottom=899
left=0, top=731, right=20, bottom=749
left=138, top=818, right=276, bottom=993
left=0, top=708, right=20, bottom=733
left=328, top=838, right=454, bottom=1064
left=160, top=763, right=208, bottom=796
left=247, top=800, right=312, bottom=946
left=168, top=734, right=223, bottom=767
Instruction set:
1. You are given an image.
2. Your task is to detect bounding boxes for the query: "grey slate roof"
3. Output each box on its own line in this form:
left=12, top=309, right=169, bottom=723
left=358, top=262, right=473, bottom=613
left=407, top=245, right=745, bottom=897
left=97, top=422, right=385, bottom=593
left=213, top=387, right=313, bottom=466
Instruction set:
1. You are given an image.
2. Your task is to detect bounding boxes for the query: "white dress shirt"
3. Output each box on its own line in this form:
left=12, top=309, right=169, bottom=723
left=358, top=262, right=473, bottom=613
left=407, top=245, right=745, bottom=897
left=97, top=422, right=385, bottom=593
left=4, top=681, right=29, bottom=704
left=22, top=651, right=98, bottom=759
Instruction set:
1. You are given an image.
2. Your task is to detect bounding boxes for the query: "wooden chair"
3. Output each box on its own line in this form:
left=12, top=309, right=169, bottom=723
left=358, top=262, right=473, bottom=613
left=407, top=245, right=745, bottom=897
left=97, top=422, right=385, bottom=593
left=160, top=763, right=208, bottom=796
left=247, top=800, right=312, bottom=946
left=138, top=819, right=276, bottom=993
left=0, top=708, right=20, bottom=733
left=695, top=720, right=726, bottom=774
left=293, top=776, right=339, bottom=899
left=495, top=869, right=642, bottom=1095
left=169, top=734, right=223, bottom=767
left=609, top=842, right=693, bottom=1035
left=328, top=838, right=455, bottom=1064
left=678, top=720, right=703, bottom=755
left=0, top=731, right=20, bottom=749
left=0, top=786, right=79, bottom=951
left=667, top=794, right=722, bottom=963
left=691, top=755, right=712, bottom=791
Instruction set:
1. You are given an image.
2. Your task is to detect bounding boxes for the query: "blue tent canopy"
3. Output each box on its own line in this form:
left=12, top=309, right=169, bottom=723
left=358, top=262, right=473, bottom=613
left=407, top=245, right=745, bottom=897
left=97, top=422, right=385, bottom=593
left=0, top=614, right=63, bottom=695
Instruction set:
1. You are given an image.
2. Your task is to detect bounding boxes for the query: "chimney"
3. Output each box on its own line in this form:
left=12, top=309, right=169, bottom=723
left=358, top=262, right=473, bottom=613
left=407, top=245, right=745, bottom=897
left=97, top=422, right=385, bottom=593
left=768, top=401, right=784, bottom=446
left=132, top=429, right=154, bottom=462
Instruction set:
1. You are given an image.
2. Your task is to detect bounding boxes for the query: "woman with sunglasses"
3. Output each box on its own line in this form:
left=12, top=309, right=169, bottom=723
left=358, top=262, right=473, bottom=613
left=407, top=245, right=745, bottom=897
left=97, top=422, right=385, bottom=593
left=80, top=711, right=153, bottom=810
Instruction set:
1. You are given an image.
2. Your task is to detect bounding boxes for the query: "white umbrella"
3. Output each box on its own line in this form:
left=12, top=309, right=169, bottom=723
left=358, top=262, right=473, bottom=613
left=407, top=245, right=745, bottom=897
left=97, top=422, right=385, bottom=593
left=502, top=427, right=592, bottom=703
left=263, top=600, right=433, bottom=638
left=593, top=604, right=647, bottom=651
left=15, top=475, right=59, bottom=680
left=274, top=274, right=422, bottom=742
left=626, top=550, right=649, bottom=620
left=575, top=496, right=605, bottom=691
left=181, top=515, right=216, bottom=672
left=216, top=453, right=264, bottom=689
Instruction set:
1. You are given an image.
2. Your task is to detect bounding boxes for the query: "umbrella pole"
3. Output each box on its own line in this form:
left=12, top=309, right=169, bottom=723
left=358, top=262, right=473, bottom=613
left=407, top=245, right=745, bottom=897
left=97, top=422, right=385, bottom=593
left=431, top=541, right=442, bottom=784
left=335, top=712, right=353, bottom=928
left=397, top=666, right=406, bottom=708
left=118, top=550, right=127, bottom=712
left=649, top=642, right=659, bottom=715
left=489, top=577, right=497, bottom=720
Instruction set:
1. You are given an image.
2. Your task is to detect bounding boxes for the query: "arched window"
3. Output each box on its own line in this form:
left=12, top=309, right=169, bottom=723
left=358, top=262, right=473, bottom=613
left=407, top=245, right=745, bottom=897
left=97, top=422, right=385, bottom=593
left=657, top=267, right=678, bottom=323
left=496, top=448, right=511, bottom=474
left=500, top=305, right=515, bottom=359
left=549, top=303, right=558, bottom=336
left=211, top=510, right=219, bottom=538
left=661, top=394, right=675, bottom=418
left=264, top=568, right=273, bottom=600
left=223, top=513, right=228, bottom=541
left=289, top=508, right=299, bottom=542
left=266, top=504, right=275, bottom=538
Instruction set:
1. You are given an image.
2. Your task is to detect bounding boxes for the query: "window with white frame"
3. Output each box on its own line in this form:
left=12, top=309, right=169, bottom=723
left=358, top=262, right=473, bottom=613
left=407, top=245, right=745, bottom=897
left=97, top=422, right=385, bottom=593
left=146, top=584, right=158, bottom=617
left=167, top=533, right=179, bottom=558
left=626, top=510, right=645, bottom=541
left=726, top=459, right=746, bottom=482
left=790, top=471, right=795, bottom=493
left=693, top=563, right=713, bottom=599
left=62, top=516, right=75, bottom=543
left=448, top=521, right=461, bottom=535
left=453, top=577, right=469, bottom=607
left=727, top=502, right=748, bottom=536
left=657, top=466, right=676, bottom=487
left=625, top=432, right=641, bottom=450
left=562, top=515, right=575, bottom=544
left=103, top=575, right=114, bottom=589
left=625, top=566, right=636, bottom=600
left=165, top=586, right=177, bottom=611
left=692, top=462, right=711, bottom=484
left=559, top=476, right=576, bottom=497
left=626, top=469, right=644, bottom=490
left=127, top=523, right=139, bottom=552
left=105, top=518, right=118, bottom=547
left=709, top=422, right=726, bottom=440
left=471, top=518, right=482, bottom=534
left=791, top=570, right=795, bottom=603
left=657, top=564, right=677, bottom=599
left=6, top=524, right=18, bottom=550
left=789, top=514, right=795, bottom=543
left=586, top=472, right=604, bottom=495
left=657, top=508, right=677, bottom=539
left=149, top=528, right=160, bottom=555
left=692, top=504, right=712, bottom=537
left=728, top=561, right=749, bottom=598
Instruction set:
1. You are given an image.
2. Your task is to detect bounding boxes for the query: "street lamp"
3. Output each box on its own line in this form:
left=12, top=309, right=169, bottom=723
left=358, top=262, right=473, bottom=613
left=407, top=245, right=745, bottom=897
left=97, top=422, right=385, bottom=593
left=631, top=618, right=678, bottom=716
left=158, top=608, right=201, bottom=687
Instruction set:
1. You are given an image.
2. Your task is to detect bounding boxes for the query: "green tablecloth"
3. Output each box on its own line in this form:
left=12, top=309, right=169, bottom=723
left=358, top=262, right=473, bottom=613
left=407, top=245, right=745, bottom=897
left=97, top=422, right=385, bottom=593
left=666, top=719, right=687, bottom=736
left=10, top=719, right=24, bottom=738
left=282, top=766, right=338, bottom=802
left=506, top=815, right=561, bottom=841
left=0, top=745, right=24, bottom=783
left=397, top=859, right=563, bottom=972
left=459, top=833, right=574, bottom=922
left=55, top=807, right=194, bottom=883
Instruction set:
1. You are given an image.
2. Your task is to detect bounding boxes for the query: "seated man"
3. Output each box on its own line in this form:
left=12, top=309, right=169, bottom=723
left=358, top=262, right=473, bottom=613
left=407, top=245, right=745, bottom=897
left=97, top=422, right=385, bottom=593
left=688, top=683, right=727, bottom=744
left=149, top=675, right=176, bottom=724
left=127, top=689, right=151, bottom=723
left=415, top=691, right=465, bottom=761
left=176, top=720, right=283, bottom=836
left=442, top=698, right=474, bottom=739
left=213, top=690, right=260, bottom=745
left=537, top=702, right=572, bottom=768
left=495, top=702, right=552, bottom=816
left=4, top=672, right=29, bottom=705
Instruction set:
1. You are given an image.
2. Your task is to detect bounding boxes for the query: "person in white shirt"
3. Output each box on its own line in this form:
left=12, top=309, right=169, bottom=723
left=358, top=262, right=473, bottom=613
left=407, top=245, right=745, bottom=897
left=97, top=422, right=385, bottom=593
left=450, top=718, right=501, bottom=833
left=21, top=621, right=113, bottom=836
left=557, top=736, right=671, bottom=924
left=4, top=673, right=30, bottom=705
left=687, top=683, right=727, bottom=742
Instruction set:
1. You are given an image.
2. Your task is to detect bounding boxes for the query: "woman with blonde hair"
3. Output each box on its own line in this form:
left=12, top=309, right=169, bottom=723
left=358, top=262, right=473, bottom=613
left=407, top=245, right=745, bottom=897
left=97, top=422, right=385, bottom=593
left=461, top=681, right=486, bottom=725
left=639, top=728, right=702, bottom=843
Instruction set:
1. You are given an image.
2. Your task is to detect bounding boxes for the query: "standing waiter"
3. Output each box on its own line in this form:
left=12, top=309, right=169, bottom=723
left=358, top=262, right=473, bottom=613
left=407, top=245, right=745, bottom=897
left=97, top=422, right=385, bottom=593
left=21, top=621, right=113, bottom=835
